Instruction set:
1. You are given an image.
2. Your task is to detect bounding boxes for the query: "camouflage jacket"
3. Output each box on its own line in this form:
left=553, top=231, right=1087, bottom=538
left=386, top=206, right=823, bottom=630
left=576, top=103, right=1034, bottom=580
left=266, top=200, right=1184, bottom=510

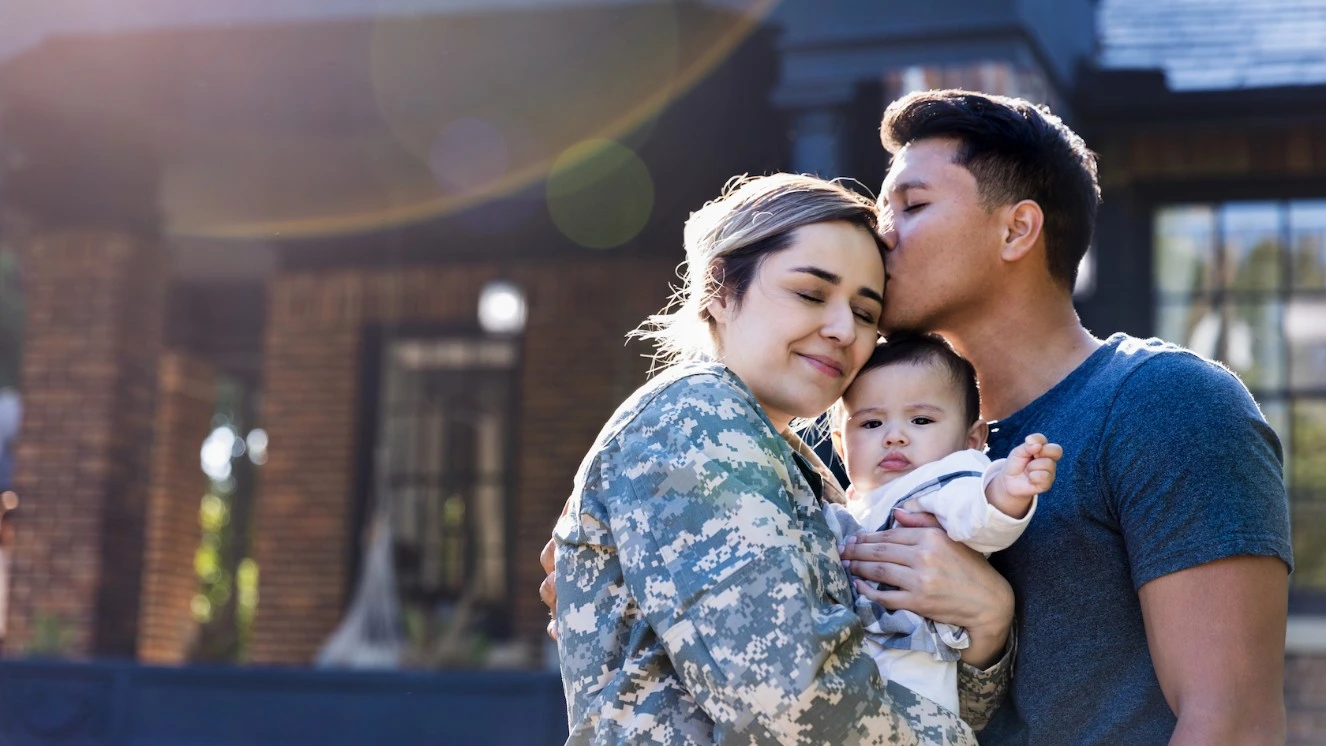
left=553, top=362, right=1010, bottom=744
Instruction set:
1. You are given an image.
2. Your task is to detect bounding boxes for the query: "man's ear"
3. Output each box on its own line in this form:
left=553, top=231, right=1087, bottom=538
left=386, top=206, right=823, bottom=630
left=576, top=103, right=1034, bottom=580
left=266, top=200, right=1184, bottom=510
left=967, top=419, right=989, bottom=451
left=1000, top=200, right=1045, bottom=263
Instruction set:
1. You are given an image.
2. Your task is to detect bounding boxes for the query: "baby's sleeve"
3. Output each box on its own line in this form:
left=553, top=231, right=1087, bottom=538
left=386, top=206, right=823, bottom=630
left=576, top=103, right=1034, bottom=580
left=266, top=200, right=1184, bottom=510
left=910, top=450, right=1037, bottom=554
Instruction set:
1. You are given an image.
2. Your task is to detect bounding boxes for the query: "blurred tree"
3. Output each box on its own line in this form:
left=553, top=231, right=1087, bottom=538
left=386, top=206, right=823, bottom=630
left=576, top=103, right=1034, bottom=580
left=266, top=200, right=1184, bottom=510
left=190, top=378, right=260, bottom=663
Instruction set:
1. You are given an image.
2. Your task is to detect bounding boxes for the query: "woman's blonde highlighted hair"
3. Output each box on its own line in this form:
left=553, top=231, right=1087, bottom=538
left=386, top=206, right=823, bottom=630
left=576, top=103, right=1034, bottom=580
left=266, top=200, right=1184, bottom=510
left=632, top=172, right=883, bottom=368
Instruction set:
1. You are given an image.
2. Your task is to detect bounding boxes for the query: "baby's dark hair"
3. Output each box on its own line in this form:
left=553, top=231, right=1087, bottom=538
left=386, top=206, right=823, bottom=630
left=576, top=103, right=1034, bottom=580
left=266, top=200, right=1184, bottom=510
left=853, top=332, right=981, bottom=427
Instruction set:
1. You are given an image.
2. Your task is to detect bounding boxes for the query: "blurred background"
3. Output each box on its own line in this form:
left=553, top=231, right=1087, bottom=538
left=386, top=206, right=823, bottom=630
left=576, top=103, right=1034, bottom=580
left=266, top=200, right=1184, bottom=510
left=0, top=0, right=1323, bottom=743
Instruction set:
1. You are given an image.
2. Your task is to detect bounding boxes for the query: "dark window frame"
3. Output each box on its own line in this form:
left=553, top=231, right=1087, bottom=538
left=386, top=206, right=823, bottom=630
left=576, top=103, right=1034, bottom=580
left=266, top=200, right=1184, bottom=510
left=1148, top=193, right=1326, bottom=615
left=350, top=322, right=524, bottom=640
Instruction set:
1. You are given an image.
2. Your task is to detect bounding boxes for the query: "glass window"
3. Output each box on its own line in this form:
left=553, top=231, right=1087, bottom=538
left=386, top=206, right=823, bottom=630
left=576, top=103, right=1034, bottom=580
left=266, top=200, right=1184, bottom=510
left=1155, top=206, right=1217, bottom=298
left=1290, top=201, right=1326, bottom=291
left=371, top=335, right=518, bottom=652
left=1220, top=203, right=1283, bottom=293
left=1155, top=201, right=1326, bottom=606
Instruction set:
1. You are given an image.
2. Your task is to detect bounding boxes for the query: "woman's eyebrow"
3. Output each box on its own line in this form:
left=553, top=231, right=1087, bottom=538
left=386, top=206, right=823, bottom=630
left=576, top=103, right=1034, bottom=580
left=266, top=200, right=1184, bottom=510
left=789, top=266, right=883, bottom=305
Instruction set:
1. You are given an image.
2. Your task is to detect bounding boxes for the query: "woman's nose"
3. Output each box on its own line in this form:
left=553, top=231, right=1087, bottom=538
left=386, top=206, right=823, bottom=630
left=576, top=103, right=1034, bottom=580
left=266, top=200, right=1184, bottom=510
left=821, top=304, right=857, bottom=346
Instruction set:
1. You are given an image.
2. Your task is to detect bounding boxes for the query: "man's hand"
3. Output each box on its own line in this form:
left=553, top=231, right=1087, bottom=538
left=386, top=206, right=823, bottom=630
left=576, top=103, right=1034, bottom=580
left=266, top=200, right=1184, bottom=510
left=988, top=433, right=1063, bottom=518
left=540, top=537, right=558, bottom=640
left=842, top=510, right=1013, bottom=668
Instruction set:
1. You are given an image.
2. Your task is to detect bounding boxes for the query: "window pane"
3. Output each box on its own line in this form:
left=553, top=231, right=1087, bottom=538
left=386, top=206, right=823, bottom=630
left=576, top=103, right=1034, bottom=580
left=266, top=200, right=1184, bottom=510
left=374, top=337, right=516, bottom=650
left=1154, top=206, right=1217, bottom=298
left=1221, top=202, right=1283, bottom=294
left=1156, top=299, right=1220, bottom=358
left=1292, top=401, right=1326, bottom=591
left=1293, top=400, right=1326, bottom=501
left=1290, top=200, right=1326, bottom=291
left=1288, top=300, right=1326, bottom=390
left=1291, top=503, right=1326, bottom=592
left=1225, top=301, right=1285, bottom=391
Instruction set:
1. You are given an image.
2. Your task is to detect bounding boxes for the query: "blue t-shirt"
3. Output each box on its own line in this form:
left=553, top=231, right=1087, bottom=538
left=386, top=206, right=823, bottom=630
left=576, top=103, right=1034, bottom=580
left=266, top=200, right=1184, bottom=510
left=978, top=334, right=1293, bottom=745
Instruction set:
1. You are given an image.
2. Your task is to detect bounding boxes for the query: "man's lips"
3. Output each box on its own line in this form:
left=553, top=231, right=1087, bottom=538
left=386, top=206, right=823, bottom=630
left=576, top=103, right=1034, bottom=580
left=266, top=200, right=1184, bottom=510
left=798, top=353, right=844, bottom=377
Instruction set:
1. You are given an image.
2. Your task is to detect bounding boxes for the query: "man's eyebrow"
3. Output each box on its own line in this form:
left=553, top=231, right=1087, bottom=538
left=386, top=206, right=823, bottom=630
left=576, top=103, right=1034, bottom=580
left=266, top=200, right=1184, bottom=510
left=888, top=179, right=930, bottom=195
left=789, top=266, right=883, bottom=305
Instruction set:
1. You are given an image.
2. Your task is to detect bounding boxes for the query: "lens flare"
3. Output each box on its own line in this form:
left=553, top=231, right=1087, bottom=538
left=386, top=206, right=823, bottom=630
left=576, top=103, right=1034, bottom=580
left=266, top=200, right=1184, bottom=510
left=547, top=139, right=653, bottom=250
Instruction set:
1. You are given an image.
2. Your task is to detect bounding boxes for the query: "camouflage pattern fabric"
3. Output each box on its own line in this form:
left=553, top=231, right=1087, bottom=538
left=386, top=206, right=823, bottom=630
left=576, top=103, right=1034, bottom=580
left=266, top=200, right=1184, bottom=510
left=553, top=362, right=1006, bottom=744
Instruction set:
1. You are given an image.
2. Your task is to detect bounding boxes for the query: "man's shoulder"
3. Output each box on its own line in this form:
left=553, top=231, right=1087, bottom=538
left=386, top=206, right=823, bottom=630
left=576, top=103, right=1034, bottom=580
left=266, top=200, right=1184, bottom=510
left=1092, top=333, right=1245, bottom=401
left=1105, top=333, right=1250, bottom=402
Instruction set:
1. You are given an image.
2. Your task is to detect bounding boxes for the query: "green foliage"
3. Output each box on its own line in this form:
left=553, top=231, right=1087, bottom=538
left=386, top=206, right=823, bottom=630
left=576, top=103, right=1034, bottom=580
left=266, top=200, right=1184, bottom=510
left=25, top=612, right=74, bottom=657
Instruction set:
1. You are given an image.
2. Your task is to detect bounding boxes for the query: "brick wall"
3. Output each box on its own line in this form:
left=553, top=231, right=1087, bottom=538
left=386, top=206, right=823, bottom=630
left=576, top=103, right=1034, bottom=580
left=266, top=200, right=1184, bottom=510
left=6, top=228, right=166, bottom=657
left=1288, top=654, right=1326, bottom=745
left=137, top=351, right=214, bottom=664
left=249, top=260, right=671, bottom=664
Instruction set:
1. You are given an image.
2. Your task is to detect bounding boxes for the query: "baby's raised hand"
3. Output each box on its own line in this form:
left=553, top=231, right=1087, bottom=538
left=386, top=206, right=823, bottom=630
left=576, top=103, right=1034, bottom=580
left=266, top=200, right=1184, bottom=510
left=987, top=433, right=1063, bottom=517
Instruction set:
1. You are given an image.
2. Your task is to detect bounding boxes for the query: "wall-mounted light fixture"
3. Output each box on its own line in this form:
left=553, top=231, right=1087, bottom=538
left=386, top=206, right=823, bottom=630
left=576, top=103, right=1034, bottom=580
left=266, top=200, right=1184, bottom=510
left=478, top=280, right=527, bottom=335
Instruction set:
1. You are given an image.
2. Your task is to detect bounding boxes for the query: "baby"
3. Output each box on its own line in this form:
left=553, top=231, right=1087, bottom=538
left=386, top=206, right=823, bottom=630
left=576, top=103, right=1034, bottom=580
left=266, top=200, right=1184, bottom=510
left=824, top=331, right=1062, bottom=715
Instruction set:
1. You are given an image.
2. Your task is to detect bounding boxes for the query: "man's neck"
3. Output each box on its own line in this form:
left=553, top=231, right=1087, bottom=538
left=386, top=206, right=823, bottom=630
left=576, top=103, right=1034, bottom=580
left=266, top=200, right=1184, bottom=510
left=941, top=297, right=1101, bottom=422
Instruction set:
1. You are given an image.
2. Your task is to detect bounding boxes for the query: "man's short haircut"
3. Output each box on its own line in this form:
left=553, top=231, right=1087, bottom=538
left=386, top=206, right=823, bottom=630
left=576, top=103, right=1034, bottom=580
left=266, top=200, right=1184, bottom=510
left=881, top=89, right=1100, bottom=291
left=856, top=331, right=981, bottom=427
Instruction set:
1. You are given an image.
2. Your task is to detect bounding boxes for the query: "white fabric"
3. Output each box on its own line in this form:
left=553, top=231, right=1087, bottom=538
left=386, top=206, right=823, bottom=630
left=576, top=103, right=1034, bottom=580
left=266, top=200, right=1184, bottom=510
left=845, top=448, right=1038, bottom=716
left=316, top=517, right=405, bottom=668
left=846, top=449, right=1037, bottom=554
left=865, top=639, right=960, bottom=714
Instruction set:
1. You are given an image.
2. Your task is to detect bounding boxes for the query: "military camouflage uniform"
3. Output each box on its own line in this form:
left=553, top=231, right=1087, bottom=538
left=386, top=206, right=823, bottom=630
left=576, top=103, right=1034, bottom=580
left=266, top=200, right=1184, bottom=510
left=554, top=362, right=1011, bottom=744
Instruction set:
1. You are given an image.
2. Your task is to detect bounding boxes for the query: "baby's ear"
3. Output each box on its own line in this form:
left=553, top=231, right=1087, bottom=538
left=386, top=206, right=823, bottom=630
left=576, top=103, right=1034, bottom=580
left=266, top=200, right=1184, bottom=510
left=967, top=420, right=989, bottom=451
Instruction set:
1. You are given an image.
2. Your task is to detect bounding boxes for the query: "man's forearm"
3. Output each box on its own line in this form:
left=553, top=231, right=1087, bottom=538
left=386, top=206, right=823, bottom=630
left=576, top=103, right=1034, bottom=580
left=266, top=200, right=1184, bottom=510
left=1169, top=700, right=1285, bottom=745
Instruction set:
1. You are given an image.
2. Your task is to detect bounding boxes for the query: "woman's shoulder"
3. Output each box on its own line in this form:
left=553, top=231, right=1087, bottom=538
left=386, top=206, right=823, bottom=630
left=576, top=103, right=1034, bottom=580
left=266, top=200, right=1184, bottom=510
left=593, top=362, right=771, bottom=452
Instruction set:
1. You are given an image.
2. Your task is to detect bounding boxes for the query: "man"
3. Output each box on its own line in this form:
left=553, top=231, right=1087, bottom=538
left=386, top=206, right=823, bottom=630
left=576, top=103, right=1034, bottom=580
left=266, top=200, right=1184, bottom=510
left=842, top=89, right=1292, bottom=744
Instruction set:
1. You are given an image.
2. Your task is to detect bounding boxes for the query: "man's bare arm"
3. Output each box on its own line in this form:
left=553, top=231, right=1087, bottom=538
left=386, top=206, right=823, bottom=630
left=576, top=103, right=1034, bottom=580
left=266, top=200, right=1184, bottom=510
left=1138, top=555, right=1288, bottom=745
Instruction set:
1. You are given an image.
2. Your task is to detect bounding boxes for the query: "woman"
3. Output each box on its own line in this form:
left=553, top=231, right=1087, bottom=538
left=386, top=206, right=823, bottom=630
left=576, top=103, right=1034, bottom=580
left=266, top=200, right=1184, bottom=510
left=549, top=173, right=1012, bottom=744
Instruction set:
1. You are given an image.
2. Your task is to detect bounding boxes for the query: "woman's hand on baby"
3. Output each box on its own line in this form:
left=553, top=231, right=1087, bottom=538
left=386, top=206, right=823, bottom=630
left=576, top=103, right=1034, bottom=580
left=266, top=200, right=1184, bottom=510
left=841, top=510, right=1014, bottom=668
left=540, top=537, right=558, bottom=640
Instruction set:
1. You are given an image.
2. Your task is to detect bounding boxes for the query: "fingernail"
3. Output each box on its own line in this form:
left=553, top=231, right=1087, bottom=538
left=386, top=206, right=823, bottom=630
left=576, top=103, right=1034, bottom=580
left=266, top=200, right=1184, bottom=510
left=846, top=535, right=857, bottom=546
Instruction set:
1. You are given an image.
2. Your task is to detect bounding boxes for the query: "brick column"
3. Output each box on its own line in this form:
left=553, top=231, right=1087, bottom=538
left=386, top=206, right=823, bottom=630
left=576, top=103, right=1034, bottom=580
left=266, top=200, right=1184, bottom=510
left=5, top=228, right=167, bottom=657
left=137, top=351, right=214, bottom=664
left=1287, top=653, right=1326, bottom=745
left=249, top=261, right=675, bottom=663
left=248, top=273, right=364, bottom=665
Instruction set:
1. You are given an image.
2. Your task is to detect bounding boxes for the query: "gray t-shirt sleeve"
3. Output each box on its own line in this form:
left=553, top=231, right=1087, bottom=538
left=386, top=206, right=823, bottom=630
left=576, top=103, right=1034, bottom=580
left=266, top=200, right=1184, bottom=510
left=1098, top=352, right=1294, bottom=589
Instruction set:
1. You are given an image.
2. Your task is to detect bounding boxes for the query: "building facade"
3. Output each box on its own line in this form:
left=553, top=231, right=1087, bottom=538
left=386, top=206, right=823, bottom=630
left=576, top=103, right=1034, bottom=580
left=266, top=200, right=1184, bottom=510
left=0, top=0, right=1322, bottom=740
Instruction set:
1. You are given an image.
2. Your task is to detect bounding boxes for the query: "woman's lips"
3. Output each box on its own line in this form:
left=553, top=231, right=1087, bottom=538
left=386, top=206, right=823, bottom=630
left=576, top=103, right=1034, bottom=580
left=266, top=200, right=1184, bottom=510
left=799, top=353, right=844, bottom=377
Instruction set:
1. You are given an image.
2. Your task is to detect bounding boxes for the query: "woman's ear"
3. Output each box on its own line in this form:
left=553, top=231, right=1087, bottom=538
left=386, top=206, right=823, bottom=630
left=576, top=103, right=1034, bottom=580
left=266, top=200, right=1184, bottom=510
left=967, top=419, right=989, bottom=451
left=1001, top=200, right=1045, bottom=263
left=706, top=290, right=733, bottom=325
left=830, top=428, right=846, bottom=462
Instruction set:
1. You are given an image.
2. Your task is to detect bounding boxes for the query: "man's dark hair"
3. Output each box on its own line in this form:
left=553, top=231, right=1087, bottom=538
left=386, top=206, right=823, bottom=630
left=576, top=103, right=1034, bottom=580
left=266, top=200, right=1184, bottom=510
left=881, top=89, right=1100, bottom=291
left=860, top=331, right=980, bottom=427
